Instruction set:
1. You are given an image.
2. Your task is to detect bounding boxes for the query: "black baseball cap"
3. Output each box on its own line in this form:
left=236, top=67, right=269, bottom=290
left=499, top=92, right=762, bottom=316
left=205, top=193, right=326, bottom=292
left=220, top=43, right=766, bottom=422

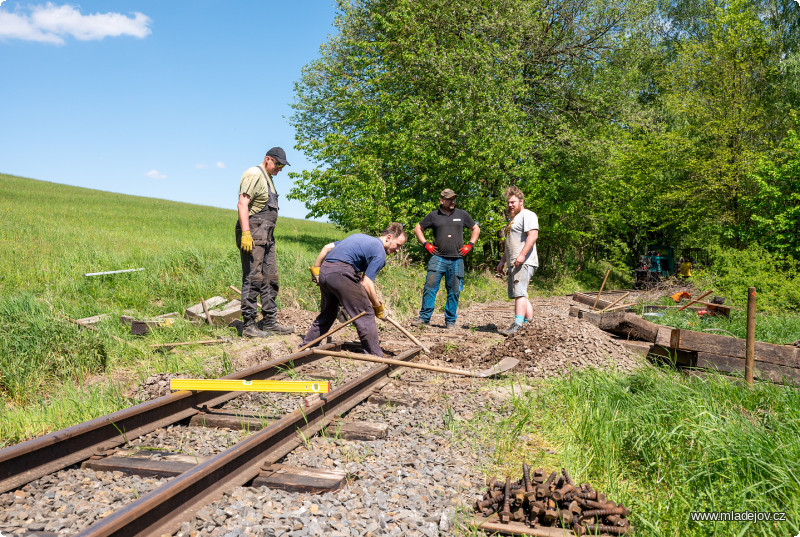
left=266, top=147, right=290, bottom=166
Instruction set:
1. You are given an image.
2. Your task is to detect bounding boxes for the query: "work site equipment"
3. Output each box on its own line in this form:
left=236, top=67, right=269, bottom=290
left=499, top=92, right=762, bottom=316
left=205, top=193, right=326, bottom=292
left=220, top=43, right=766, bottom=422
left=170, top=379, right=330, bottom=393
left=634, top=245, right=675, bottom=289
left=314, top=349, right=518, bottom=378
left=472, top=464, right=633, bottom=534
left=298, top=311, right=367, bottom=352
left=381, top=315, right=431, bottom=354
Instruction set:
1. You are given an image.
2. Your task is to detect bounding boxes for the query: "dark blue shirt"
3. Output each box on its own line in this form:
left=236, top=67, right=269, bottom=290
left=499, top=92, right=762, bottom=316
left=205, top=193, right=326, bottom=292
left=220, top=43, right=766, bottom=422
left=326, top=234, right=387, bottom=280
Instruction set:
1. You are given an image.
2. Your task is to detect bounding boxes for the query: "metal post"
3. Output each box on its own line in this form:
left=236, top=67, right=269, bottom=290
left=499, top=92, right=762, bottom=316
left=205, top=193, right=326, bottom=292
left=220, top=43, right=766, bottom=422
left=745, top=287, right=756, bottom=387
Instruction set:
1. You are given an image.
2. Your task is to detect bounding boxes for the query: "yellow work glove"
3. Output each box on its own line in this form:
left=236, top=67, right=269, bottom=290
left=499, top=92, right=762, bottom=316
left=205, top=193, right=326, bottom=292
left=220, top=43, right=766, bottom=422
left=373, top=302, right=385, bottom=319
left=240, top=230, right=254, bottom=253
left=309, top=266, right=320, bottom=283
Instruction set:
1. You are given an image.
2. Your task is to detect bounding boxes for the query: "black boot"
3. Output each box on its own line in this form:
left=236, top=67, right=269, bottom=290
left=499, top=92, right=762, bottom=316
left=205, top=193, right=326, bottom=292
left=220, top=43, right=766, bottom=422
left=242, top=318, right=269, bottom=338
left=258, top=318, right=295, bottom=335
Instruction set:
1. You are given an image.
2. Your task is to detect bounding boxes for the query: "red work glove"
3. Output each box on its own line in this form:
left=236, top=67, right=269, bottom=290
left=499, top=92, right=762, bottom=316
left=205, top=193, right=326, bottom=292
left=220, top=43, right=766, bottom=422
left=424, top=242, right=438, bottom=255
left=459, top=242, right=475, bottom=256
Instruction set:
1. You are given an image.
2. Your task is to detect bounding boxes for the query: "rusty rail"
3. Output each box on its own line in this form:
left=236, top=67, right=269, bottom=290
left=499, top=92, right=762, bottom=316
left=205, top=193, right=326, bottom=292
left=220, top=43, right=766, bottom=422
left=75, top=346, right=421, bottom=537
left=0, top=343, right=339, bottom=494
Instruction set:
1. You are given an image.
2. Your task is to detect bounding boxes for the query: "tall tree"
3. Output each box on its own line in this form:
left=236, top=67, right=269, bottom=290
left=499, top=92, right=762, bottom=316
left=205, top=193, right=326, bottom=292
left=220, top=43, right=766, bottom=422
left=653, top=0, right=796, bottom=247
left=289, top=0, right=651, bottom=268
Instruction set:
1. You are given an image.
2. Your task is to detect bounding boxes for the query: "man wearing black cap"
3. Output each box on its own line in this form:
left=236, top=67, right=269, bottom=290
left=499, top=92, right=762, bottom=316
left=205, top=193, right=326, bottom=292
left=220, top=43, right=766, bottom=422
left=235, top=147, right=294, bottom=338
left=411, top=188, right=480, bottom=329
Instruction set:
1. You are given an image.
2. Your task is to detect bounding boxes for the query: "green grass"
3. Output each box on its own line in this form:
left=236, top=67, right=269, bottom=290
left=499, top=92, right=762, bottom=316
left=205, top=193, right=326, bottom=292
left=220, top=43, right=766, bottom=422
left=0, top=173, right=508, bottom=444
left=4, top=173, right=800, bottom=537
left=636, top=298, right=800, bottom=345
left=461, top=367, right=800, bottom=536
left=0, top=173, right=353, bottom=441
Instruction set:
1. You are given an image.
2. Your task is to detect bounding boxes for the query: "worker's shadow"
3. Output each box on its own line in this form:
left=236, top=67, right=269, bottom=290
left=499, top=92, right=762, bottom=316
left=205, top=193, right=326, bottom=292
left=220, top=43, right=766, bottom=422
left=470, top=323, right=500, bottom=333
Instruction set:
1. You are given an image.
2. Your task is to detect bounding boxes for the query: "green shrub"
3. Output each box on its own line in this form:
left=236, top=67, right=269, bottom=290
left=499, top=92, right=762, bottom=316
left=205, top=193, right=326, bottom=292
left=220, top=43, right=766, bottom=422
left=695, top=246, right=800, bottom=311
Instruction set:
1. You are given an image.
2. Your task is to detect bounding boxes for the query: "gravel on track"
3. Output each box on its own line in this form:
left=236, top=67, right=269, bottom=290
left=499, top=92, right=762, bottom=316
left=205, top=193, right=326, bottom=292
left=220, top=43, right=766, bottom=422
left=0, top=295, right=644, bottom=536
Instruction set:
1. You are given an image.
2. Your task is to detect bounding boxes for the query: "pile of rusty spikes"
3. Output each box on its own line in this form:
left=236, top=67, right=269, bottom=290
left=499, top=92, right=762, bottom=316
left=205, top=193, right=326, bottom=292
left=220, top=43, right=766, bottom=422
left=474, top=464, right=633, bottom=535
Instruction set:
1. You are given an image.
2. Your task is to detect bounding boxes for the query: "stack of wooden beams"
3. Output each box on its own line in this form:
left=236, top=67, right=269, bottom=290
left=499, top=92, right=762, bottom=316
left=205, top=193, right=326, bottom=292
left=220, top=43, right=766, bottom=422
left=570, top=308, right=800, bottom=385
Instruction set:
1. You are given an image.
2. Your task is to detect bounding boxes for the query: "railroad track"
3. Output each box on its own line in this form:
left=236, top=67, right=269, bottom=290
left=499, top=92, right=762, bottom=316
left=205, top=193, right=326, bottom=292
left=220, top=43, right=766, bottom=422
left=0, top=343, right=422, bottom=537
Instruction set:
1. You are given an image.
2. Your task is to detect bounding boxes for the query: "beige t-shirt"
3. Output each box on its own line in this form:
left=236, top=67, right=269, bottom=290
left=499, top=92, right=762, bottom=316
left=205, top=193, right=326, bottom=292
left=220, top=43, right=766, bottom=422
left=238, top=166, right=276, bottom=215
left=504, top=208, right=539, bottom=267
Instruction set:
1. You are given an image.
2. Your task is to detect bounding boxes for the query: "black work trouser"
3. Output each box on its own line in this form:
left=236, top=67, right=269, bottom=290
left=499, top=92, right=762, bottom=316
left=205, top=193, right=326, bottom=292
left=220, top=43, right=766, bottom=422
left=301, top=261, right=382, bottom=357
left=236, top=208, right=279, bottom=323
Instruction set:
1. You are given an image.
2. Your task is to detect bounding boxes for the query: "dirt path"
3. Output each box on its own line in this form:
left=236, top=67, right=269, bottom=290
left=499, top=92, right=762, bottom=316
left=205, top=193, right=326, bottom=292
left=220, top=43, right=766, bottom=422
left=235, top=296, right=641, bottom=378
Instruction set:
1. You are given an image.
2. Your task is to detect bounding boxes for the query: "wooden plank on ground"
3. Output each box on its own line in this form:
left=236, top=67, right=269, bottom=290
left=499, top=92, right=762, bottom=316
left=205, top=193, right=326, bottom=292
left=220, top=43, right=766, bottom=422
left=576, top=309, right=602, bottom=326
left=696, top=352, right=800, bottom=385
left=330, top=421, right=389, bottom=441
left=470, top=516, right=585, bottom=536
left=208, top=299, right=241, bottom=326
left=189, top=409, right=276, bottom=431
left=654, top=329, right=799, bottom=368
left=368, top=392, right=418, bottom=407
left=597, top=312, right=661, bottom=342
left=75, top=313, right=110, bottom=325
left=572, top=292, right=615, bottom=310
left=252, top=464, right=347, bottom=493
left=82, top=455, right=198, bottom=478
left=184, top=296, right=227, bottom=321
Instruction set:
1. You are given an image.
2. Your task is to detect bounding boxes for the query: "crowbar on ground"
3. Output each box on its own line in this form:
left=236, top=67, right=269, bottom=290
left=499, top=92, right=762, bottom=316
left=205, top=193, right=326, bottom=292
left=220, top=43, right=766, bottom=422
left=313, top=349, right=518, bottom=378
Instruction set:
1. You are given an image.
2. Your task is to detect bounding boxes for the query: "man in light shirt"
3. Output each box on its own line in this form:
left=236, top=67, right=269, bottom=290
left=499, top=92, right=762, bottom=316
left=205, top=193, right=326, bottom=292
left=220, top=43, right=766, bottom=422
left=235, top=147, right=295, bottom=338
left=495, top=186, right=539, bottom=336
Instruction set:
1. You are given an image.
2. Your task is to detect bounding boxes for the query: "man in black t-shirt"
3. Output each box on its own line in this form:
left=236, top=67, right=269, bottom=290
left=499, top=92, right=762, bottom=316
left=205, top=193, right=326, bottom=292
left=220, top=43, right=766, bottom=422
left=411, top=189, right=481, bottom=329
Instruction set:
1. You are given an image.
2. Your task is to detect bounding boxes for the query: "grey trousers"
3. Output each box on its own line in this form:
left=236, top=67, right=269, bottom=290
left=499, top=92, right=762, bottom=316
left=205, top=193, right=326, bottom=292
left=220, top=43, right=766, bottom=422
left=236, top=209, right=279, bottom=323
left=301, top=261, right=382, bottom=357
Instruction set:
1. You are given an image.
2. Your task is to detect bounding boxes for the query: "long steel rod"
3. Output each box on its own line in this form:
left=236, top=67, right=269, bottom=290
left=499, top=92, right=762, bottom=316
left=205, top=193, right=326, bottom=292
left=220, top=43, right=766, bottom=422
left=83, top=268, right=146, bottom=277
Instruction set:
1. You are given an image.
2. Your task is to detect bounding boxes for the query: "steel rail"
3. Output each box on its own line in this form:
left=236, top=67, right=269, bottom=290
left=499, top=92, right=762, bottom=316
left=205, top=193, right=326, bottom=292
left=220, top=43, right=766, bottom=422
left=76, top=346, right=421, bottom=537
left=0, top=344, right=338, bottom=494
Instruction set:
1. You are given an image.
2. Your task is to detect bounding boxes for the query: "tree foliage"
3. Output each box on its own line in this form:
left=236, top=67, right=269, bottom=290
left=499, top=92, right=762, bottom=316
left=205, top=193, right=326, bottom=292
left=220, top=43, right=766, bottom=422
left=289, top=0, right=800, bottom=271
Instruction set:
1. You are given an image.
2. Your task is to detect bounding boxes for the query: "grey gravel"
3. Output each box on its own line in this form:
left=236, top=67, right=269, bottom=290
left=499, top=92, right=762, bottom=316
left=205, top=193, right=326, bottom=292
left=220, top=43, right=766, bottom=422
left=0, top=355, right=506, bottom=536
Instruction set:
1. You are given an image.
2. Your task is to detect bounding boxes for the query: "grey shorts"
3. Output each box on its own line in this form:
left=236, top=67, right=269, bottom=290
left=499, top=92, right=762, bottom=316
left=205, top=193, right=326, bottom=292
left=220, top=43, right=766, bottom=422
left=507, top=264, right=537, bottom=299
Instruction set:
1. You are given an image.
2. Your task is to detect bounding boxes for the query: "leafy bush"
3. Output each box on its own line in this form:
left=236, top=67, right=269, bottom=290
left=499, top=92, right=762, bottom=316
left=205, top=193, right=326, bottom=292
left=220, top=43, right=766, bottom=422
left=696, top=246, right=800, bottom=311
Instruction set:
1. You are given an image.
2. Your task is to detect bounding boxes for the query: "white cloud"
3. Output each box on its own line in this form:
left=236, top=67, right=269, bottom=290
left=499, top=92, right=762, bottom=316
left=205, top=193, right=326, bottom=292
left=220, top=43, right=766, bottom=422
left=0, top=3, right=151, bottom=45
left=145, top=169, right=166, bottom=179
left=195, top=161, right=226, bottom=169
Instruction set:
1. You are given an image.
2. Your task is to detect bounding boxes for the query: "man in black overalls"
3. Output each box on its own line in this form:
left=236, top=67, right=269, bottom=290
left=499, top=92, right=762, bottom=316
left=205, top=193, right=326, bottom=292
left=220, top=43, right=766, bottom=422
left=235, top=147, right=295, bottom=338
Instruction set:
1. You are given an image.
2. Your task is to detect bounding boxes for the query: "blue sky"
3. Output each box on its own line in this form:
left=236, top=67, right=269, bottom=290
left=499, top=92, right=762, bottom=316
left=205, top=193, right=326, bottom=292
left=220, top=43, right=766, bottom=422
left=0, top=1, right=338, bottom=220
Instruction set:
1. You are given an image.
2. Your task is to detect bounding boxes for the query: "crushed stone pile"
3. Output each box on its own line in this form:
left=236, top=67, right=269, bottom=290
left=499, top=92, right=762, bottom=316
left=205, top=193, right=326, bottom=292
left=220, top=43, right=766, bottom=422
left=445, top=309, right=641, bottom=379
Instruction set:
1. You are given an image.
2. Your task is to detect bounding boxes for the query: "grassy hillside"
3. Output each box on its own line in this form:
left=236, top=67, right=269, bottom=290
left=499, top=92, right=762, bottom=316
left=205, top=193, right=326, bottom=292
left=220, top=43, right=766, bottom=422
left=0, top=173, right=505, bottom=443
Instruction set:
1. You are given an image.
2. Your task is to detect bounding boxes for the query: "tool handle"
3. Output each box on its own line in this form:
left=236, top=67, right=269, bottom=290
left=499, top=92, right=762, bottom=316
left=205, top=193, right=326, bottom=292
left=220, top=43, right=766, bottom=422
left=677, top=290, right=714, bottom=311
left=314, top=349, right=475, bottom=376
left=382, top=316, right=431, bottom=354
left=298, top=311, right=367, bottom=351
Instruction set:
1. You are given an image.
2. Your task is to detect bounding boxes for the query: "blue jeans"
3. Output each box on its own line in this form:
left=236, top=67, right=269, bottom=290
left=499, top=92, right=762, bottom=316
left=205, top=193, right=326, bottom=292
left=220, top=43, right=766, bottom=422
left=419, top=256, right=464, bottom=324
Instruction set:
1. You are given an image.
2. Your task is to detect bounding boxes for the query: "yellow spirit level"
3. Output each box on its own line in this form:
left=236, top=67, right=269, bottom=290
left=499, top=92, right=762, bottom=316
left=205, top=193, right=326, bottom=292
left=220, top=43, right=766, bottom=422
left=169, top=379, right=330, bottom=393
